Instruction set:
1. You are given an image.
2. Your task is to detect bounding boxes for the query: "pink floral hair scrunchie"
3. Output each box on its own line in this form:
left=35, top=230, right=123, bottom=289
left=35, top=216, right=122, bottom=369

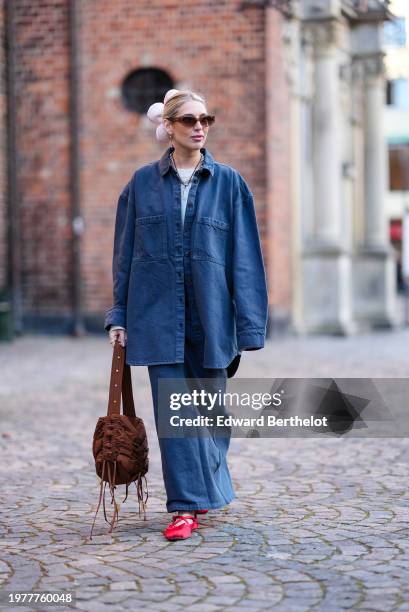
left=147, top=89, right=181, bottom=143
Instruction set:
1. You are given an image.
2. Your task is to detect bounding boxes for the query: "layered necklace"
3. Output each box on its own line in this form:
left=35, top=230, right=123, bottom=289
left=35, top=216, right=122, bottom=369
left=170, top=149, right=204, bottom=188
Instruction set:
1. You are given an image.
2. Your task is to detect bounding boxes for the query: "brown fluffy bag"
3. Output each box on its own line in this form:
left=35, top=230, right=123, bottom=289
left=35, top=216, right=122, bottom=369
left=89, top=339, right=149, bottom=538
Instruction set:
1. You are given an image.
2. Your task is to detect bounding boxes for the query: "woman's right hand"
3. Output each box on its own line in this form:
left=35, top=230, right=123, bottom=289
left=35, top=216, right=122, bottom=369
left=108, top=327, right=127, bottom=348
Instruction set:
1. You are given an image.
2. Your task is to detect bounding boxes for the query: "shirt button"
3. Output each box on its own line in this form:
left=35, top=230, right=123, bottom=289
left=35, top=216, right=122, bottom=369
left=185, top=250, right=190, bottom=256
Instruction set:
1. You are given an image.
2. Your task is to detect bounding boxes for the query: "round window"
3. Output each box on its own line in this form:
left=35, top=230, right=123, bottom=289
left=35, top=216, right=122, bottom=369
left=121, top=68, right=174, bottom=114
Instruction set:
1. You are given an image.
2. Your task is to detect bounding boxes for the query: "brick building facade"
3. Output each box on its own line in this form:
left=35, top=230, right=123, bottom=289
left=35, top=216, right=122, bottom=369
left=0, top=0, right=291, bottom=336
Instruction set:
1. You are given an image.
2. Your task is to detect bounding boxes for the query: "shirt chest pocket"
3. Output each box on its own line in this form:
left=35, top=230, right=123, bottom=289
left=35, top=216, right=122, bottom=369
left=193, top=217, right=230, bottom=266
left=134, top=214, right=168, bottom=262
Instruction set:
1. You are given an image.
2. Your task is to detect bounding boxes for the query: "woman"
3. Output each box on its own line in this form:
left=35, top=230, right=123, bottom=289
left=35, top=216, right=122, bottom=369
left=105, top=89, right=268, bottom=540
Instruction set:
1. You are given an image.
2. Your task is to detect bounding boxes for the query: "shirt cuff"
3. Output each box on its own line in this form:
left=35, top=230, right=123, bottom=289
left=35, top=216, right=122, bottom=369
left=104, top=306, right=126, bottom=332
left=237, top=330, right=265, bottom=351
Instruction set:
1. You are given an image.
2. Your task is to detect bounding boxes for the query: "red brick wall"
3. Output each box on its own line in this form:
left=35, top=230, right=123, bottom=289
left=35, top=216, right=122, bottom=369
left=12, top=0, right=72, bottom=315
left=4, top=0, right=292, bottom=330
left=79, top=1, right=271, bottom=318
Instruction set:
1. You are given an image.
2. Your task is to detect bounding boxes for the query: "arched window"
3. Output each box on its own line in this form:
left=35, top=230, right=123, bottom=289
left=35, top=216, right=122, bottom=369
left=121, top=68, right=174, bottom=114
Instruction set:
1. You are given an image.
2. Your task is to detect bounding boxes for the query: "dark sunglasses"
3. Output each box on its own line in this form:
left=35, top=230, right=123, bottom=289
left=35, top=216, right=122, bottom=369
left=171, top=114, right=216, bottom=128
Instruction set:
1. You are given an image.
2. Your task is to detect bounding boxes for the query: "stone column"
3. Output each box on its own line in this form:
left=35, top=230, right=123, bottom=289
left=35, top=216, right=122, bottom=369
left=299, top=17, right=355, bottom=335
left=313, top=24, right=342, bottom=246
left=363, top=54, right=388, bottom=250
left=276, top=2, right=304, bottom=334
left=351, top=51, right=397, bottom=328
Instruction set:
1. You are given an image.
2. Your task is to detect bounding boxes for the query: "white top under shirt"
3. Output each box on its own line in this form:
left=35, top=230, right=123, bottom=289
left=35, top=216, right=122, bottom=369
left=110, top=167, right=196, bottom=333
left=178, top=167, right=196, bottom=229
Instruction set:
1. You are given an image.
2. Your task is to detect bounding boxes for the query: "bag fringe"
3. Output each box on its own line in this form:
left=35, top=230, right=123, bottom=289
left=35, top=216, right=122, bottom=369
left=89, top=460, right=148, bottom=539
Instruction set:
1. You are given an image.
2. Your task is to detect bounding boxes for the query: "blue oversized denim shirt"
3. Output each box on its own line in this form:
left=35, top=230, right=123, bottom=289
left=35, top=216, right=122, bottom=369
left=104, top=146, right=268, bottom=376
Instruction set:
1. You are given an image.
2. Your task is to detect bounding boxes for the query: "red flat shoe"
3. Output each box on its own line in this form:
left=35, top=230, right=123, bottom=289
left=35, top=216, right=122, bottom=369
left=163, top=514, right=199, bottom=541
left=195, top=509, right=208, bottom=515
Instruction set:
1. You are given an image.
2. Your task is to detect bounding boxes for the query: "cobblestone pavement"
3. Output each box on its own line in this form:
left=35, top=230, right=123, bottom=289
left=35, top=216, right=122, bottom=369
left=1, top=328, right=409, bottom=611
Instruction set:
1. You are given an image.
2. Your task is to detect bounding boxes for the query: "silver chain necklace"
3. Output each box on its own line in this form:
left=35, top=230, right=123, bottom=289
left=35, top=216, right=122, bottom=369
left=170, top=151, right=203, bottom=187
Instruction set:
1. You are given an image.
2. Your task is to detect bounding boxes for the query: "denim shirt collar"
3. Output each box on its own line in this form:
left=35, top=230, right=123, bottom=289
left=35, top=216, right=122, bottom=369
left=158, top=146, right=215, bottom=177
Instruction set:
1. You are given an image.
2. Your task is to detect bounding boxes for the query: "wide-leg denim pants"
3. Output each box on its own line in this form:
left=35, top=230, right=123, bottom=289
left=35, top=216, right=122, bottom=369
left=148, top=282, right=236, bottom=513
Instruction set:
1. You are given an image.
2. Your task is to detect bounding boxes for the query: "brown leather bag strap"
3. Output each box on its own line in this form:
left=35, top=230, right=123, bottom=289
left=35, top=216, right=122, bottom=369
left=107, top=339, right=136, bottom=418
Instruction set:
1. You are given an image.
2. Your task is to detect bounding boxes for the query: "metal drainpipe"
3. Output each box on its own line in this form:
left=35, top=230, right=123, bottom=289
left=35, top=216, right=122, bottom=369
left=4, top=0, right=22, bottom=334
left=68, top=0, right=85, bottom=336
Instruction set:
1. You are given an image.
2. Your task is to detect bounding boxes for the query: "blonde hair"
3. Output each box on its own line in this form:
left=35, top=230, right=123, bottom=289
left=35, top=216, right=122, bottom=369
left=163, top=90, right=207, bottom=122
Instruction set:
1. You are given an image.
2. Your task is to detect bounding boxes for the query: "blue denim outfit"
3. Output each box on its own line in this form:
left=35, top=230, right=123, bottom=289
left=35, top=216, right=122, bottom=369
left=148, top=191, right=235, bottom=512
left=104, top=146, right=268, bottom=379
